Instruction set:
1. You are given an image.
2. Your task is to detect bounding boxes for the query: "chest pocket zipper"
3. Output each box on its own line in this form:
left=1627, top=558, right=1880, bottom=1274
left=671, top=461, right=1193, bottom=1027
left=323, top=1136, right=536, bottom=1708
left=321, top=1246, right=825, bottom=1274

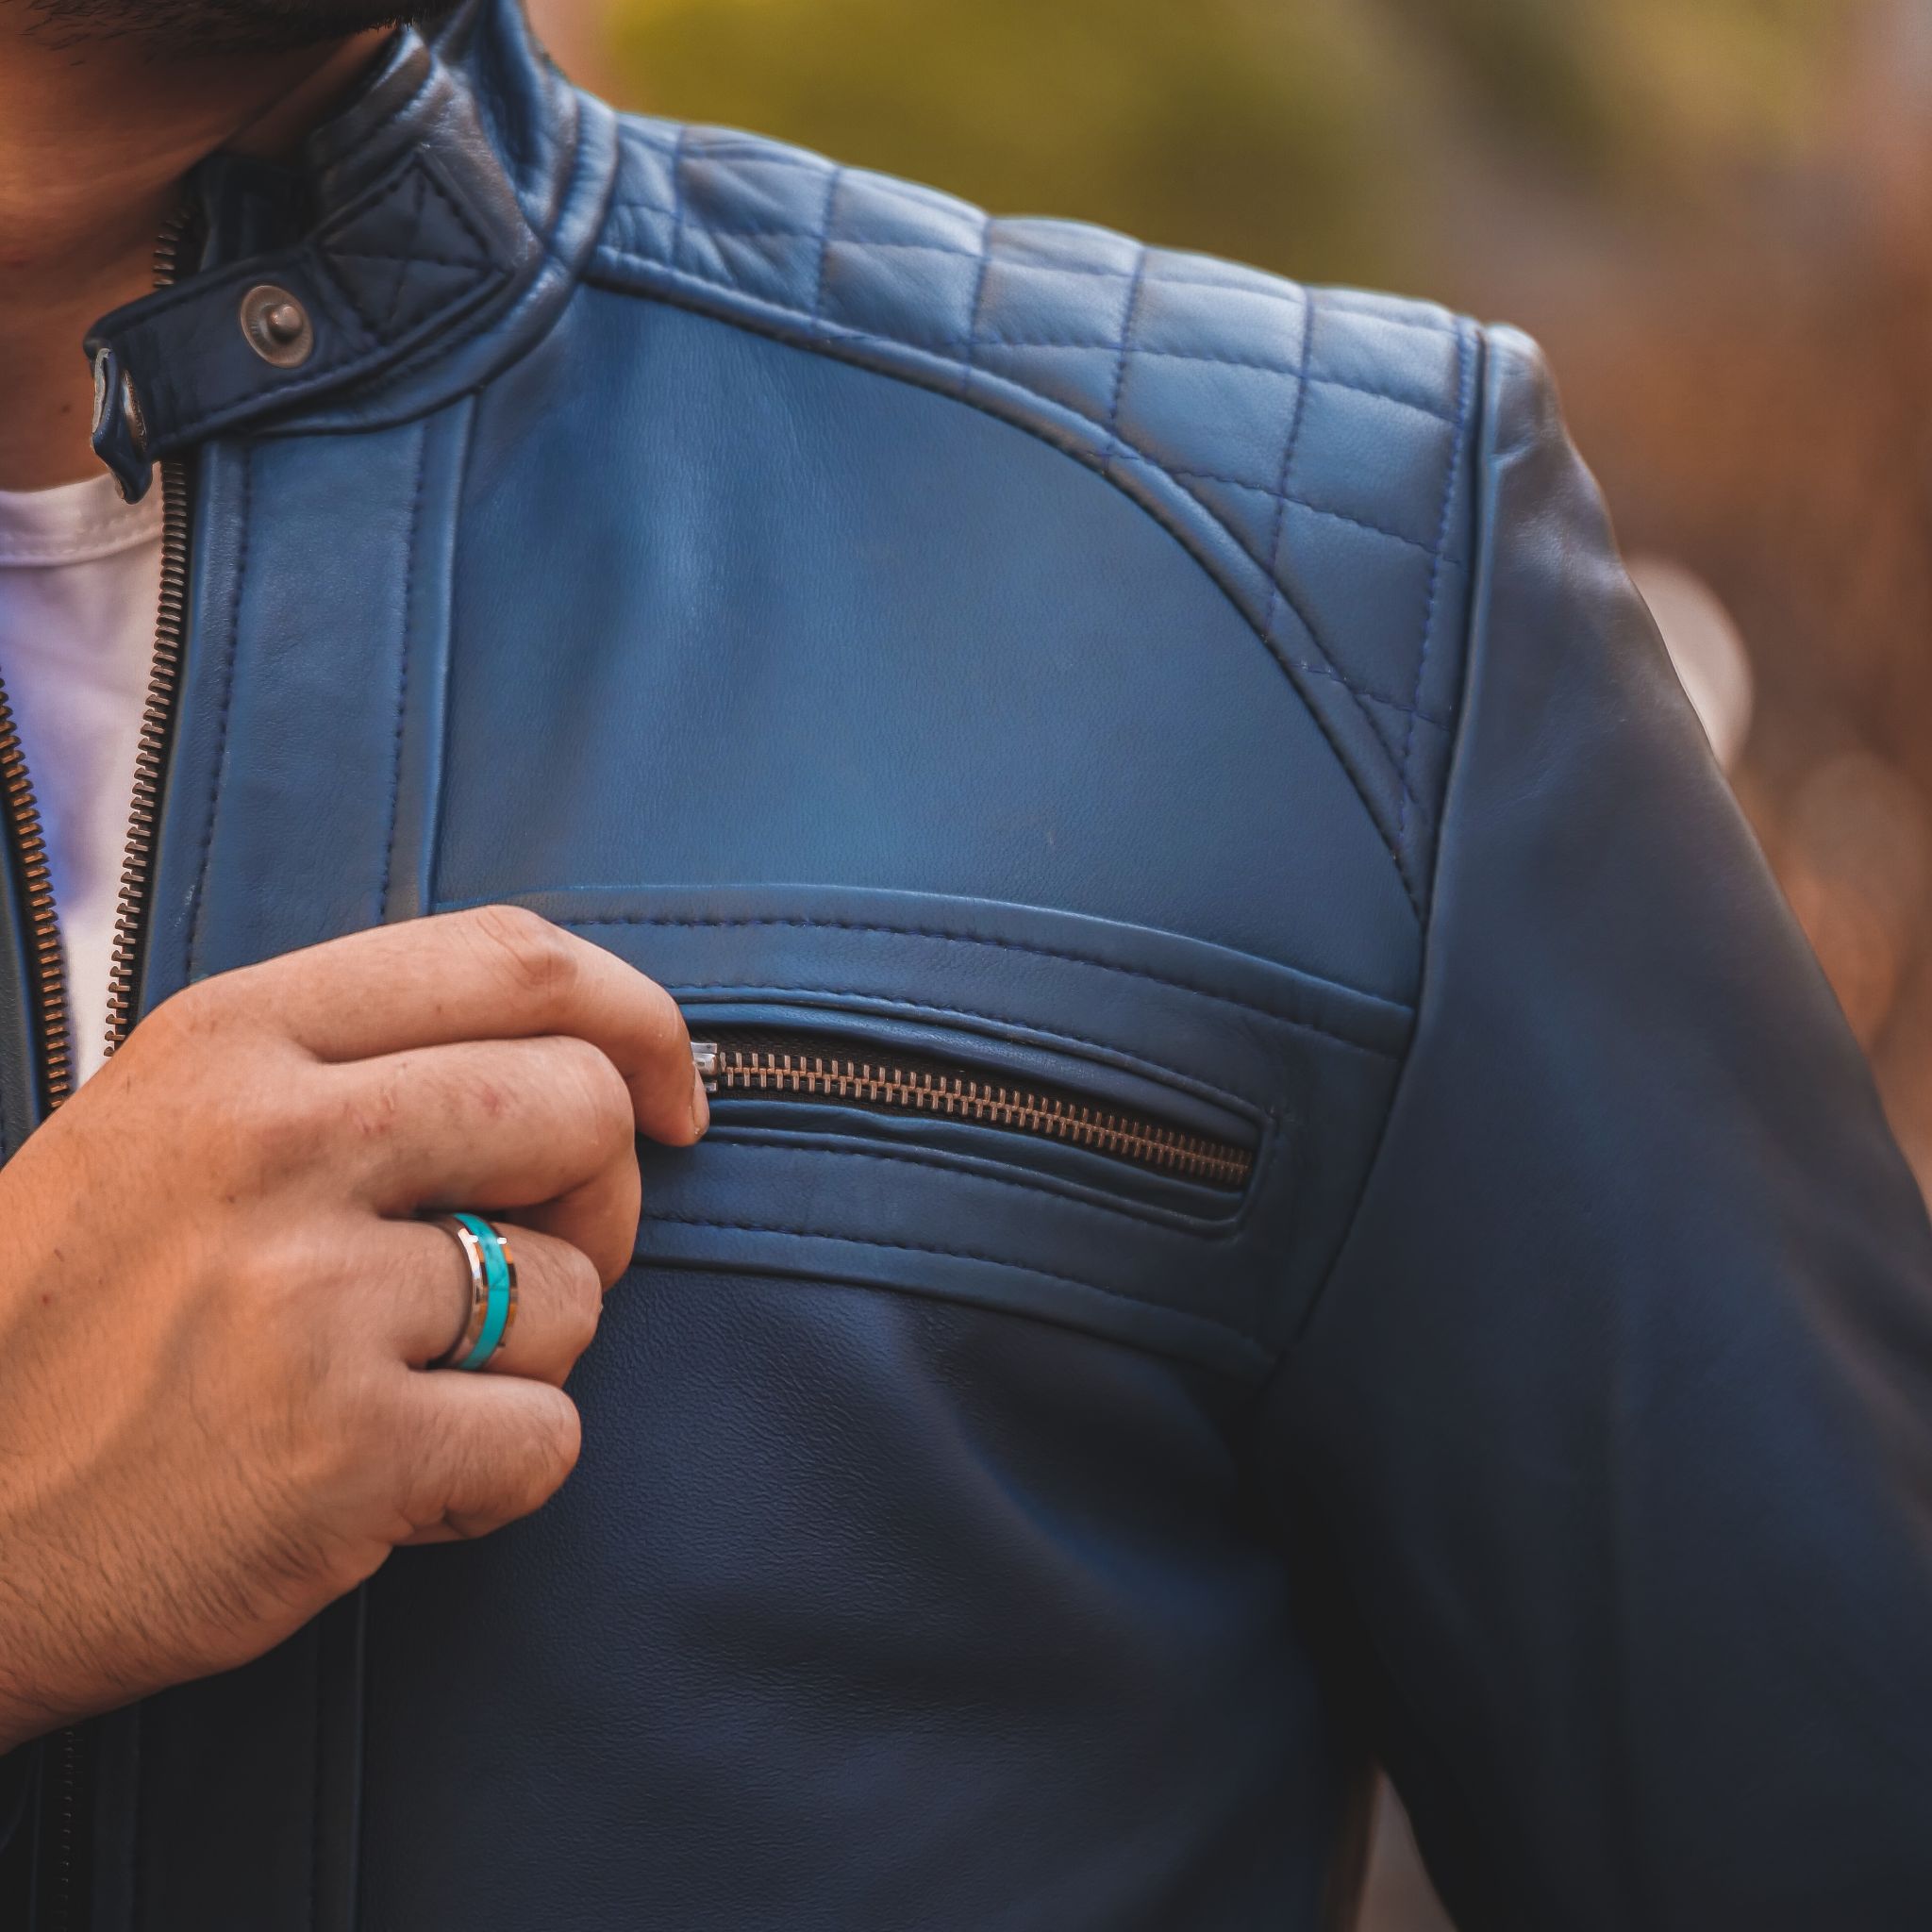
left=691, top=1031, right=1254, bottom=1193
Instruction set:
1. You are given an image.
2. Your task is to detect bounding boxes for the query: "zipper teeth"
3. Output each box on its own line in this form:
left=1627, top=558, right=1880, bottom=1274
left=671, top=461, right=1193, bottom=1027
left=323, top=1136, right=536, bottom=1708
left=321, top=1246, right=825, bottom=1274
left=101, top=210, right=195, bottom=1068
left=0, top=687, right=71, bottom=1108
left=708, top=1038, right=1254, bottom=1190
left=102, top=454, right=187, bottom=1059
left=51, top=1725, right=77, bottom=1932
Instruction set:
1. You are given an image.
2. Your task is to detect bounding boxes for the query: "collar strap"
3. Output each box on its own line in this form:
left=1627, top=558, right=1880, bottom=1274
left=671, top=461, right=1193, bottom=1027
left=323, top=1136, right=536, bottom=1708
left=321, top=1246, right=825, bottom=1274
left=84, top=21, right=542, bottom=500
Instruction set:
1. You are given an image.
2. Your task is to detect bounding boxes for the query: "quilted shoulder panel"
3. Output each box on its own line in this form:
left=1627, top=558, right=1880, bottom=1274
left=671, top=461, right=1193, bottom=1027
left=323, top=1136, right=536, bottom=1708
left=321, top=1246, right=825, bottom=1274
left=590, top=115, right=1485, bottom=911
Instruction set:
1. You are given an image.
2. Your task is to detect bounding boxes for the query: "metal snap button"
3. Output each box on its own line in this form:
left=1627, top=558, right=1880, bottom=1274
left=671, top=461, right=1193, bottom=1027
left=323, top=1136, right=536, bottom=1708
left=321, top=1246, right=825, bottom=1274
left=239, top=284, right=314, bottom=369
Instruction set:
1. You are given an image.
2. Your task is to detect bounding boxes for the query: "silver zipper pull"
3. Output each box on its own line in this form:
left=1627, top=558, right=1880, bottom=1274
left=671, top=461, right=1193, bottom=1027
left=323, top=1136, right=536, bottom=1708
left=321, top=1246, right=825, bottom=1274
left=691, top=1041, right=719, bottom=1094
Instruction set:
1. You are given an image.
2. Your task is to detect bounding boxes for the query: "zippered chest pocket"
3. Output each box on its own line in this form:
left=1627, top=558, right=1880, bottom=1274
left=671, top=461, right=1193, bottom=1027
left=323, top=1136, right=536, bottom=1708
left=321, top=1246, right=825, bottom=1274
left=695, top=1025, right=1256, bottom=1208
left=473, top=885, right=1410, bottom=1381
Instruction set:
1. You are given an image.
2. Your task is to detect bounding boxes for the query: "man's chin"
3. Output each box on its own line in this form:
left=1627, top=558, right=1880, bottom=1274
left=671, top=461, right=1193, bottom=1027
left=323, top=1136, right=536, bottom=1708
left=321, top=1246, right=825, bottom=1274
left=21, top=0, right=456, bottom=57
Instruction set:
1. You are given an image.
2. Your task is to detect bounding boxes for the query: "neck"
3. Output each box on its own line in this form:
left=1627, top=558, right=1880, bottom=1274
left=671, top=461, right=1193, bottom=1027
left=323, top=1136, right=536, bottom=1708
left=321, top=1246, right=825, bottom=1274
left=0, top=22, right=392, bottom=491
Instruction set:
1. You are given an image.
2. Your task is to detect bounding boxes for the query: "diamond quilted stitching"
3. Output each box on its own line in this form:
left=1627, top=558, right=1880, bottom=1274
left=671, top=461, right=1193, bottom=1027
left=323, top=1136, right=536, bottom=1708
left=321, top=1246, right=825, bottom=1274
left=1133, top=270, right=1306, bottom=368
left=1114, top=354, right=1304, bottom=501
left=995, top=219, right=1141, bottom=279
left=975, top=255, right=1136, bottom=352
left=833, top=169, right=985, bottom=257
left=678, top=145, right=828, bottom=300
left=681, top=224, right=824, bottom=310
left=1280, top=509, right=1437, bottom=753
left=598, top=116, right=1481, bottom=906
left=973, top=341, right=1124, bottom=425
left=1308, top=297, right=1463, bottom=423
left=322, top=160, right=495, bottom=344
left=1289, top=378, right=1457, bottom=555
left=821, top=236, right=982, bottom=355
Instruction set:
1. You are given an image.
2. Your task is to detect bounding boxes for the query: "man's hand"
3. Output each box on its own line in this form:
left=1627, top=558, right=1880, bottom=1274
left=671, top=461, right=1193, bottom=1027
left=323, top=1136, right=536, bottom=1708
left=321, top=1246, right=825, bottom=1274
left=0, top=906, right=706, bottom=1752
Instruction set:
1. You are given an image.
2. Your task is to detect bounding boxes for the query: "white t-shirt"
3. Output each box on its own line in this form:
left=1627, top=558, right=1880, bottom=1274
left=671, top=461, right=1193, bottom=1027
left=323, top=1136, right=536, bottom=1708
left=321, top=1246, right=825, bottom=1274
left=0, top=473, right=160, bottom=1087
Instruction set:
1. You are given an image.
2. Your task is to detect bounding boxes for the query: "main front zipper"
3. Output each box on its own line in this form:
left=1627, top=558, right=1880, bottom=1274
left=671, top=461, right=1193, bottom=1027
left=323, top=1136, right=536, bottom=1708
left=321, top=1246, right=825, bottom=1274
left=0, top=209, right=195, bottom=1119
left=692, top=1031, right=1255, bottom=1191
left=103, top=209, right=197, bottom=1066
left=1, top=205, right=200, bottom=1932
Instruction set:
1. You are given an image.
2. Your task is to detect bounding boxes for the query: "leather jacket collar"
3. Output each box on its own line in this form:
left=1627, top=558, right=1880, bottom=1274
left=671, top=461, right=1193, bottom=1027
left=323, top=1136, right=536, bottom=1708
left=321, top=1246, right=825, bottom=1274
left=83, top=0, right=617, bottom=500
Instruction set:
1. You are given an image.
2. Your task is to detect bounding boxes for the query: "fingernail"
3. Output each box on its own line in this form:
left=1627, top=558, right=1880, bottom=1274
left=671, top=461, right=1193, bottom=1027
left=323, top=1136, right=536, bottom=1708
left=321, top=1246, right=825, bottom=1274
left=690, top=1064, right=711, bottom=1139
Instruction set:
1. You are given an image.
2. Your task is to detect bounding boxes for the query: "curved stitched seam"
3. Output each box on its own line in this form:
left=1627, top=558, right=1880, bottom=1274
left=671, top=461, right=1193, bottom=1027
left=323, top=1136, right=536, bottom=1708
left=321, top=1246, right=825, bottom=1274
left=1396, top=320, right=1474, bottom=849
left=541, top=913, right=1413, bottom=1048
left=1264, top=327, right=1494, bottom=1382
left=186, top=445, right=252, bottom=983
left=1148, top=463, right=1450, bottom=558
left=669, top=979, right=1312, bottom=1105
left=706, top=1130, right=1258, bottom=1240
left=587, top=247, right=1421, bottom=826
left=1249, top=291, right=1317, bottom=794
left=725, top=324, right=1458, bottom=422
left=377, top=427, right=429, bottom=922
left=639, top=1210, right=1266, bottom=1355
left=581, top=253, right=1424, bottom=900
left=1349, top=662, right=1424, bottom=772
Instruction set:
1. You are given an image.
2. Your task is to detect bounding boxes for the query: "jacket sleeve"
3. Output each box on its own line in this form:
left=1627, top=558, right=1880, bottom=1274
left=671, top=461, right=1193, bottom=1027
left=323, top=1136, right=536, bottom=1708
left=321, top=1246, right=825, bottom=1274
left=1257, top=326, right=1932, bottom=1928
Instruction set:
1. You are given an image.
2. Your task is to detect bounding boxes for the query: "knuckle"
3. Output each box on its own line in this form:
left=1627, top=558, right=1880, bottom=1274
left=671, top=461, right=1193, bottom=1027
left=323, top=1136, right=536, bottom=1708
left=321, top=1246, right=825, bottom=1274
left=227, top=1075, right=340, bottom=1181
left=336, top=1061, right=409, bottom=1146
left=552, top=1036, right=632, bottom=1155
left=135, top=977, right=223, bottom=1056
left=465, top=905, right=577, bottom=1004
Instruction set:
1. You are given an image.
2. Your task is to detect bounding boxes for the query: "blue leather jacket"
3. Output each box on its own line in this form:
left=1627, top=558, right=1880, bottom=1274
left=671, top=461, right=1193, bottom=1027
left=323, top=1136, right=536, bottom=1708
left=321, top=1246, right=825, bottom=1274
left=8, top=3, right=1932, bottom=1925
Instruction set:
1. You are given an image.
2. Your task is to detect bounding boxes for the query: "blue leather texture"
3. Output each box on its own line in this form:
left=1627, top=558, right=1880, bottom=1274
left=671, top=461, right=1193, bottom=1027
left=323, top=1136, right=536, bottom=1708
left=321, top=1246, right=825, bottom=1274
left=11, top=2, right=1932, bottom=1925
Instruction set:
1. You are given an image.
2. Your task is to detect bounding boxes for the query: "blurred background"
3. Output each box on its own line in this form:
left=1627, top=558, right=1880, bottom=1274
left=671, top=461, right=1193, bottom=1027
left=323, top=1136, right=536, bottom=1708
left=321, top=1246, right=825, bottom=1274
left=527, top=2, right=1932, bottom=1924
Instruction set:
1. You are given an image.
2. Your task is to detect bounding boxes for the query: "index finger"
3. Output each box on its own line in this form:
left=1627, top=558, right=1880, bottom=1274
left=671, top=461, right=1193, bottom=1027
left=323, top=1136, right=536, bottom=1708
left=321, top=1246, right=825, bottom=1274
left=210, top=906, right=706, bottom=1147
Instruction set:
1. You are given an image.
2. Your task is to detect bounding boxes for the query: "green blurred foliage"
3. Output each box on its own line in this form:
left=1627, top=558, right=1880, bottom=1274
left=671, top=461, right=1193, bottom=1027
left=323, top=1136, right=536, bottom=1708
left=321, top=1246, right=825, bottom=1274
left=1385, top=0, right=1842, bottom=175
left=608, top=0, right=1848, bottom=286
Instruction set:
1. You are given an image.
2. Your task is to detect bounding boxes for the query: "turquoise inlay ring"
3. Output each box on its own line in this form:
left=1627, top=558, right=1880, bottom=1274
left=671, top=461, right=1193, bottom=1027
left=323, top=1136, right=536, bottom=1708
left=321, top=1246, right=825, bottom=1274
left=429, top=1212, right=519, bottom=1372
